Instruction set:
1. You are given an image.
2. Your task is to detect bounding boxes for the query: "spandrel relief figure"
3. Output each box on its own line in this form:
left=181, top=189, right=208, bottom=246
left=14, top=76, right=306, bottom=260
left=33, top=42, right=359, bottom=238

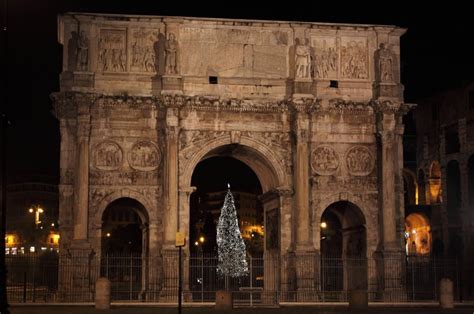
left=165, top=33, right=178, bottom=74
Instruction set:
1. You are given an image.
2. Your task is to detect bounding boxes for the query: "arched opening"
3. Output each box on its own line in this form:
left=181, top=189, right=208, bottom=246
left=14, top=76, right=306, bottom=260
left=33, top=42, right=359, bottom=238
left=405, top=213, right=431, bottom=256
left=468, top=155, right=474, bottom=206
left=429, top=161, right=442, bottom=204
left=403, top=169, right=417, bottom=206
left=190, top=156, right=264, bottom=257
left=187, top=142, right=283, bottom=301
left=320, top=201, right=367, bottom=293
left=417, top=169, right=426, bottom=205
left=101, top=198, right=149, bottom=300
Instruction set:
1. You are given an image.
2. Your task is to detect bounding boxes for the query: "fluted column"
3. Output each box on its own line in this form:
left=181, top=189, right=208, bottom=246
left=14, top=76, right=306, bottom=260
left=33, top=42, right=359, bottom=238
left=378, top=114, right=397, bottom=250
left=73, top=111, right=91, bottom=242
left=293, top=109, right=312, bottom=251
left=163, top=107, right=180, bottom=248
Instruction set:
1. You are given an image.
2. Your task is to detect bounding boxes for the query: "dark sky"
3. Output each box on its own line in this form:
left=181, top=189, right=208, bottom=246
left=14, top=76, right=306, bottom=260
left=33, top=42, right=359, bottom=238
left=2, top=1, right=473, bottom=183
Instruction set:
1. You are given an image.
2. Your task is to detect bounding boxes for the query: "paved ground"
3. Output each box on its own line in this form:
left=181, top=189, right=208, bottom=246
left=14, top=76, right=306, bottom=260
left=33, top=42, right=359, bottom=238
left=8, top=306, right=474, bottom=314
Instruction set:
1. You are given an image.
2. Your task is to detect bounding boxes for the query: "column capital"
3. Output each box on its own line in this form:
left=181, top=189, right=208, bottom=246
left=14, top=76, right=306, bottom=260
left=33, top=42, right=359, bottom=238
left=166, top=126, right=180, bottom=141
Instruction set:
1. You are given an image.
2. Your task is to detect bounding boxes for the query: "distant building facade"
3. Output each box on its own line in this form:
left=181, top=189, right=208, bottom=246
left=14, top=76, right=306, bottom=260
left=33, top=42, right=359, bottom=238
left=412, top=83, right=474, bottom=257
left=52, top=12, right=411, bottom=301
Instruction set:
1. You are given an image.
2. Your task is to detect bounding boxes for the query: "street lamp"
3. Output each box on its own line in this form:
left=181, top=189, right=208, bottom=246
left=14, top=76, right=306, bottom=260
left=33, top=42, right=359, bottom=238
left=29, top=205, right=44, bottom=229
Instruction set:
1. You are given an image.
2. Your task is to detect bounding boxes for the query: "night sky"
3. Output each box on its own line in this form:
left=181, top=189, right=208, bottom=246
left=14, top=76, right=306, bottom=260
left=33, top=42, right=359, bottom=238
left=2, top=1, right=473, bottom=183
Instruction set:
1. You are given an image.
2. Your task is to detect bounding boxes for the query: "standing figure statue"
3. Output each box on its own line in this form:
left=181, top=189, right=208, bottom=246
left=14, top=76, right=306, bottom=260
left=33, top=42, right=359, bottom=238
left=76, top=30, right=89, bottom=71
left=295, top=38, right=311, bottom=79
left=165, top=33, right=178, bottom=74
left=376, top=43, right=394, bottom=82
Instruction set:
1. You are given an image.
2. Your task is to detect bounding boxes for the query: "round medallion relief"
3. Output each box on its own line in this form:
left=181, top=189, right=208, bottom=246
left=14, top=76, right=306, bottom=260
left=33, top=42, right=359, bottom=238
left=128, top=141, right=160, bottom=171
left=94, top=141, right=123, bottom=171
left=345, top=146, right=374, bottom=176
left=311, top=145, right=340, bottom=175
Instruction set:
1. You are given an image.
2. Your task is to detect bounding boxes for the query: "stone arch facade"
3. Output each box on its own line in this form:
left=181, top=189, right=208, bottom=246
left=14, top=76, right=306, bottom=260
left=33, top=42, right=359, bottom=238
left=53, top=12, right=411, bottom=302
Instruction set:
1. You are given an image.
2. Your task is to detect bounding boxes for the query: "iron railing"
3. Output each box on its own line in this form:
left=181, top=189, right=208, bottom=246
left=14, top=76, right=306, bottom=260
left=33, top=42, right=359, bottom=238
left=5, top=251, right=473, bottom=304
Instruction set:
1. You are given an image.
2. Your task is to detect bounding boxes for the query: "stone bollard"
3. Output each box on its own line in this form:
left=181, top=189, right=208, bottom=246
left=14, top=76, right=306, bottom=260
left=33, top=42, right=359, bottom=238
left=439, top=278, right=454, bottom=309
left=348, top=290, right=368, bottom=309
left=95, top=277, right=111, bottom=310
left=215, top=290, right=232, bottom=310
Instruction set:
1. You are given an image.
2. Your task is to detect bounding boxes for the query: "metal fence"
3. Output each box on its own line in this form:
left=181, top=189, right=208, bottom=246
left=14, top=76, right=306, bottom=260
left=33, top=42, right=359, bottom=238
left=5, top=252, right=473, bottom=304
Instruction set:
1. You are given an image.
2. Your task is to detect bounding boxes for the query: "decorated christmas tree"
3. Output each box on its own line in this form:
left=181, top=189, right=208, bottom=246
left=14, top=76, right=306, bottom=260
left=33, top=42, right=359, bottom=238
left=216, top=184, right=249, bottom=278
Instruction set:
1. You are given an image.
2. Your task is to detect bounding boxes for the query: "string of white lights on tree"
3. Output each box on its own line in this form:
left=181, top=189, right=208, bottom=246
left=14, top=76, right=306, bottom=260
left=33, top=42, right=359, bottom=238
left=216, top=184, right=249, bottom=278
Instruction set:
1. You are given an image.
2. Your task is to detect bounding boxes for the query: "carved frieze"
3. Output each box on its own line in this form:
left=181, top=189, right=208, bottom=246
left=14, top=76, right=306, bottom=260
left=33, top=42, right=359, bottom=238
left=179, top=130, right=227, bottom=151
left=131, top=28, right=158, bottom=73
left=340, top=38, right=368, bottom=79
left=90, top=170, right=158, bottom=185
left=345, top=146, right=374, bottom=176
left=312, top=176, right=377, bottom=192
left=312, top=37, right=338, bottom=79
left=242, top=131, right=292, bottom=176
left=328, top=99, right=372, bottom=114
left=94, top=141, right=123, bottom=170
left=98, top=29, right=127, bottom=72
left=129, top=141, right=160, bottom=171
left=183, top=96, right=289, bottom=113
left=90, top=188, right=114, bottom=206
left=311, top=145, right=339, bottom=175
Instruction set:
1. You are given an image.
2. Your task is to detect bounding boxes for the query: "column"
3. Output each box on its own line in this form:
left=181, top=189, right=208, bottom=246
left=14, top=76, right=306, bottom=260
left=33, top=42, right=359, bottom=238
left=395, top=118, right=406, bottom=250
left=376, top=105, right=406, bottom=301
left=378, top=113, right=397, bottom=250
left=73, top=109, right=91, bottom=244
left=293, top=110, right=312, bottom=251
left=292, top=104, right=316, bottom=301
left=163, top=107, right=180, bottom=248
left=160, top=107, right=180, bottom=301
left=179, top=186, right=196, bottom=301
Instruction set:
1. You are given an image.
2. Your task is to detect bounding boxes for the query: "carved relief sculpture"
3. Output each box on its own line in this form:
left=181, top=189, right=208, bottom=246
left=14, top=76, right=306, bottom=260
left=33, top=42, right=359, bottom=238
left=75, top=30, right=89, bottom=71
left=98, top=29, right=127, bottom=72
left=131, top=29, right=158, bottom=73
left=165, top=33, right=178, bottom=74
left=346, top=146, right=374, bottom=176
left=94, top=141, right=123, bottom=171
left=375, top=43, right=394, bottom=82
left=129, top=141, right=160, bottom=171
left=311, top=145, right=340, bottom=175
left=295, top=38, right=311, bottom=79
left=312, top=38, right=338, bottom=79
left=341, top=39, right=368, bottom=79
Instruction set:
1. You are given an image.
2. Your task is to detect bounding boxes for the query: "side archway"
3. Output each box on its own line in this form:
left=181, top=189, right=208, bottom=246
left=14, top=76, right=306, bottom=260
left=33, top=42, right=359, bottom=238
left=319, top=201, right=367, bottom=292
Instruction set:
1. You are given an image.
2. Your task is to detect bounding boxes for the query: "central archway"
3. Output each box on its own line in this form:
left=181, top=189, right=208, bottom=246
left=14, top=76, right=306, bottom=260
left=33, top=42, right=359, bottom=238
left=184, top=143, right=284, bottom=301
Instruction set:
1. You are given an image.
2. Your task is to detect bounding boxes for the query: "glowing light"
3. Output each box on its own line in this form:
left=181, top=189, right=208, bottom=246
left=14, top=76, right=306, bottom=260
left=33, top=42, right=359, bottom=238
left=106, top=233, right=111, bottom=237
left=29, top=208, right=34, bottom=213
left=321, top=222, right=327, bottom=229
left=199, top=236, right=205, bottom=243
left=194, top=241, right=199, bottom=246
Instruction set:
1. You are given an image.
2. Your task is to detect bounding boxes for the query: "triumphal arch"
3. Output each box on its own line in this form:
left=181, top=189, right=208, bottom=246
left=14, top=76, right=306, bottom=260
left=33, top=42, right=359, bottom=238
left=52, top=12, right=413, bottom=301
